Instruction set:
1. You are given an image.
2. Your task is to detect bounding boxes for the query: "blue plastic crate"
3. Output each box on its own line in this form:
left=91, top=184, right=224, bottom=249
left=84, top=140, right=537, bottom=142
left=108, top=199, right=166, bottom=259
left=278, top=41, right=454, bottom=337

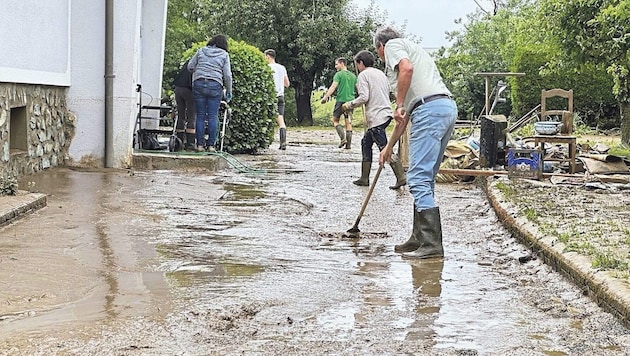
left=507, top=149, right=542, bottom=179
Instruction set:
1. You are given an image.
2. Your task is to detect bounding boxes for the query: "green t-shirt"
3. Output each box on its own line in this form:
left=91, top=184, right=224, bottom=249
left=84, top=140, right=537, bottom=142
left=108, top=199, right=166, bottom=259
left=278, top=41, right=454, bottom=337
left=333, top=69, right=357, bottom=102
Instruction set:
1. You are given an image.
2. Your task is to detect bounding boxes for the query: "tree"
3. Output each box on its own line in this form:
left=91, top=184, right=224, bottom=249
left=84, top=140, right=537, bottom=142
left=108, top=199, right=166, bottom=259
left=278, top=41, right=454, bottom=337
left=203, top=0, right=384, bottom=125
left=542, top=0, right=630, bottom=143
left=163, top=0, right=210, bottom=94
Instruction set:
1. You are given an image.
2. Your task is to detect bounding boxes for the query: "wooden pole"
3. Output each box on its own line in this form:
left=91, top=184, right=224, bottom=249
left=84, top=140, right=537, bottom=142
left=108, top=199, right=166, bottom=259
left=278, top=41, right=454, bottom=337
left=438, top=168, right=579, bottom=178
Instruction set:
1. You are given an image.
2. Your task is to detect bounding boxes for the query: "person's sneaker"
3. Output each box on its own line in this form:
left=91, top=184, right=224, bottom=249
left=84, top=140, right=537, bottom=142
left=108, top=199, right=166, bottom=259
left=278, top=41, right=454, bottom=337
left=338, top=140, right=347, bottom=148
left=206, top=146, right=216, bottom=152
left=196, top=145, right=205, bottom=152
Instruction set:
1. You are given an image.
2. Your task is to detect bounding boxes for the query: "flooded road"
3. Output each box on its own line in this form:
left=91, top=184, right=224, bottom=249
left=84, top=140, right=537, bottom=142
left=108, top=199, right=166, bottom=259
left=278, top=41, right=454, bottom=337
left=2, top=131, right=630, bottom=355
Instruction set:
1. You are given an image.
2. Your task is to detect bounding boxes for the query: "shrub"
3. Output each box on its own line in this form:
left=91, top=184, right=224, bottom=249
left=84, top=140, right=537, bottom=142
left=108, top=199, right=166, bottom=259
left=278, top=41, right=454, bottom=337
left=184, top=39, right=276, bottom=153
left=0, top=175, right=18, bottom=196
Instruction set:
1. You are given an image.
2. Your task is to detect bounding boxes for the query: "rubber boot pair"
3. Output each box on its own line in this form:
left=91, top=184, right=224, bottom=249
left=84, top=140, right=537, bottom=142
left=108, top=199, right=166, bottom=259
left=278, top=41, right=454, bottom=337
left=352, top=160, right=407, bottom=190
left=335, top=125, right=346, bottom=148
left=394, top=207, right=444, bottom=259
left=279, top=128, right=287, bottom=150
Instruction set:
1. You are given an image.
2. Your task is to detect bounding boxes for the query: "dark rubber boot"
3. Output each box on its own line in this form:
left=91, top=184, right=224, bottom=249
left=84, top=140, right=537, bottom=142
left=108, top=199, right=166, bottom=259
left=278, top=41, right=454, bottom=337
left=401, top=207, right=444, bottom=259
left=353, top=161, right=371, bottom=186
left=185, top=133, right=196, bottom=150
left=394, top=207, right=422, bottom=253
left=335, top=125, right=346, bottom=148
left=345, top=131, right=352, bottom=149
left=279, top=128, right=287, bottom=150
left=389, top=159, right=407, bottom=190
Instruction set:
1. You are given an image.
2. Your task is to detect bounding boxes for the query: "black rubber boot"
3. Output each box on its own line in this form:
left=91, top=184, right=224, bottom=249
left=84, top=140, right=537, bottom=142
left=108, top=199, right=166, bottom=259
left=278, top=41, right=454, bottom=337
left=279, top=128, right=287, bottom=150
left=389, top=159, right=407, bottom=190
left=345, top=131, right=352, bottom=149
left=394, top=207, right=422, bottom=253
left=401, top=207, right=444, bottom=259
left=185, top=133, right=196, bottom=150
left=335, top=125, right=346, bottom=148
left=353, top=161, right=371, bottom=186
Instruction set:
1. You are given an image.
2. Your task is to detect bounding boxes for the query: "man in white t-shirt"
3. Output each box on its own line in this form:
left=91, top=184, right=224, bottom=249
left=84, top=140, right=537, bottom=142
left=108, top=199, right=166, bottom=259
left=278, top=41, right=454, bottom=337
left=374, top=26, right=458, bottom=259
left=265, top=49, right=290, bottom=150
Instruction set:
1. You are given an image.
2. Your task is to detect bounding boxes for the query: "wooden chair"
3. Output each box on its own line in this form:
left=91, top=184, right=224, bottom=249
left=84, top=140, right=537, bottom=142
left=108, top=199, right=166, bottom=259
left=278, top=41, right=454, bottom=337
left=540, top=88, right=573, bottom=134
left=534, top=89, right=577, bottom=173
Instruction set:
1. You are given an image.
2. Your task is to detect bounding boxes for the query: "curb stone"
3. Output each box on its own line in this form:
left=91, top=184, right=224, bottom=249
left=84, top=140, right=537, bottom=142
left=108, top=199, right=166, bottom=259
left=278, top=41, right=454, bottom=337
left=483, top=176, right=630, bottom=328
left=0, top=191, right=47, bottom=227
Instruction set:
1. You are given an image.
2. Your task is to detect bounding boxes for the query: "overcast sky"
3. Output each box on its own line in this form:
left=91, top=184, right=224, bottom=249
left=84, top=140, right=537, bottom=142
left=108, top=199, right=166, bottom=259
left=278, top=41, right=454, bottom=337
left=353, top=0, right=490, bottom=48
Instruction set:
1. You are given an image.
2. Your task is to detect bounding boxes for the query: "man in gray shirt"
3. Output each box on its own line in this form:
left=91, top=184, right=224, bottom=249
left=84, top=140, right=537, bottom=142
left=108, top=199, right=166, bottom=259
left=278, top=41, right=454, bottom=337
left=342, top=50, right=406, bottom=189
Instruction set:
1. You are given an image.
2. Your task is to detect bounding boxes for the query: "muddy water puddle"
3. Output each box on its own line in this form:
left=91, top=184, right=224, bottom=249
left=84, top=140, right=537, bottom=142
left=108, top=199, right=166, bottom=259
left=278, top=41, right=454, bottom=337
left=2, top=139, right=630, bottom=354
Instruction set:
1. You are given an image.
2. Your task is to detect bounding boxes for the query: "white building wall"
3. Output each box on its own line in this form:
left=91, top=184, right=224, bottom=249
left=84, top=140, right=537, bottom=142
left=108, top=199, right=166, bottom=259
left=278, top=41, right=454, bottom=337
left=67, top=0, right=106, bottom=164
left=0, top=0, right=167, bottom=168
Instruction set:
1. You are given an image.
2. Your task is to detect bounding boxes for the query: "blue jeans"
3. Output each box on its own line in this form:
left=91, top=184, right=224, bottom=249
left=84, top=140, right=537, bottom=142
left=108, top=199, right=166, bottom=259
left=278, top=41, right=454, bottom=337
left=407, top=98, right=457, bottom=211
left=193, top=79, right=223, bottom=147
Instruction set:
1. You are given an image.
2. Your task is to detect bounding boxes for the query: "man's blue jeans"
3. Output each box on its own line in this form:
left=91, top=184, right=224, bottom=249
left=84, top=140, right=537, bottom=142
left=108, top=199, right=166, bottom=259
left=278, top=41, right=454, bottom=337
left=407, top=98, right=457, bottom=212
left=193, top=79, right=223, bottom=147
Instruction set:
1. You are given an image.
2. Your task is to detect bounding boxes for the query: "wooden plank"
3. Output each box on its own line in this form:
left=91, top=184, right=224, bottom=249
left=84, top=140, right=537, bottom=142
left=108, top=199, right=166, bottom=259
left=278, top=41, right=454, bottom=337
left=438, top=168, right=579, bottom=178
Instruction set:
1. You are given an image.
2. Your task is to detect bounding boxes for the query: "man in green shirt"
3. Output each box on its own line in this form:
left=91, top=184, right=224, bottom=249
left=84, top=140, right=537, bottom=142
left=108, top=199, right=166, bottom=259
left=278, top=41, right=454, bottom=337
left=320, top=58, right=357, bottom=149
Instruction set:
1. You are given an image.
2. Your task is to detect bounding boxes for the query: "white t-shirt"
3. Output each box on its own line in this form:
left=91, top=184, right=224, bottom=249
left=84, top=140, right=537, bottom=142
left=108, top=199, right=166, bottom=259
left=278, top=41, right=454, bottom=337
left=269, top=62, right=288, bottom=97
left=349, top=67, right=392, bottom=129
left=384, top=38, right=451, bottom=109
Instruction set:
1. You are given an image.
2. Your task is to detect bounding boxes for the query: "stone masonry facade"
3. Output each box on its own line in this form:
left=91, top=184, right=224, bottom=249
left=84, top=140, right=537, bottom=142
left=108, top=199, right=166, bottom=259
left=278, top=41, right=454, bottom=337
left=0, top=83, right=75, bottom=178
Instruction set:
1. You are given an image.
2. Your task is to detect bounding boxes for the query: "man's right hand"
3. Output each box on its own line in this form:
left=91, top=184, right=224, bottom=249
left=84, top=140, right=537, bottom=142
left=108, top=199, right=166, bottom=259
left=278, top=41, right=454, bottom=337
left=393, top=106, right=406, bottom=124
left=320, top=97, right=327, bottom=104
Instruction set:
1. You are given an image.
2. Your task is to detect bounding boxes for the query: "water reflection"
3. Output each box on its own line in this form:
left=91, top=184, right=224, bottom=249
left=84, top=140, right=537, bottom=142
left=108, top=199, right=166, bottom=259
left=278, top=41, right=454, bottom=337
left=405, top=258, right=444, bottom=344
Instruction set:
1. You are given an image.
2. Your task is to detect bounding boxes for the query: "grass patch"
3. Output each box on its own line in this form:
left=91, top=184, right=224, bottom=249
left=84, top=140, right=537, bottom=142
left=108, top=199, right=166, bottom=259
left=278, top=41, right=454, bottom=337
left=495, top=182, right=517, bottom=200
left=564, top=241, right=595, bottom=255
left=558, top=232, right=571, bottom=244
left=608, top=144, right=630, bottom=159
left=522, top=207, right=539, bottom=222
left=592, top=251, right=628, bottom=270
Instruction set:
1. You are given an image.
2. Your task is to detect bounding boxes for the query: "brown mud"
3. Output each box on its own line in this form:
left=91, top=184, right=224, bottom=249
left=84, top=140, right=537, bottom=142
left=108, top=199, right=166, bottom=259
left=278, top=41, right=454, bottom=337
left=0, top=128, right=628, bottom=355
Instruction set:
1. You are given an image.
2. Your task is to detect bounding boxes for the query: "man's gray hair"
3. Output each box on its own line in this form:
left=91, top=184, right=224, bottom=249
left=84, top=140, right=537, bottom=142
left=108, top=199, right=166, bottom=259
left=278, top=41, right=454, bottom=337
left=373, top=26, right=402, bottom=49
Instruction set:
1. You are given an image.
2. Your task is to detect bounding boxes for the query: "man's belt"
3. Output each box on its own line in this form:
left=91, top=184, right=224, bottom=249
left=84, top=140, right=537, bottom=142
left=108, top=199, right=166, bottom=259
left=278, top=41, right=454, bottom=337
left=410, top=94, right=452, bottom=113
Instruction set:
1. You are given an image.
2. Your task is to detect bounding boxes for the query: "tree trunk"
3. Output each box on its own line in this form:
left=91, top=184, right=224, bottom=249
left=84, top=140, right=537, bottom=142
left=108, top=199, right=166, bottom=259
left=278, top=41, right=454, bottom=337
left=621, top=101, right=630, bottom=146
left=295, top=86, right=313, bottom=126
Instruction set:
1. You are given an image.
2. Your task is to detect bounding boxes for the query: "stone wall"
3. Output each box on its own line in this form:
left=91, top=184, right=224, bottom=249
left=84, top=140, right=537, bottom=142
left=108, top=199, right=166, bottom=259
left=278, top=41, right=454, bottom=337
left=0, top=84, right=76, bottom=178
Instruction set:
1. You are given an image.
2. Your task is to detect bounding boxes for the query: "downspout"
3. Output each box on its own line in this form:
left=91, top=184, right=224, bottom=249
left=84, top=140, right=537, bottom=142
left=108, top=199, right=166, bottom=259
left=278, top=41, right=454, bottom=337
left=105, top=0, right=114, bottom=167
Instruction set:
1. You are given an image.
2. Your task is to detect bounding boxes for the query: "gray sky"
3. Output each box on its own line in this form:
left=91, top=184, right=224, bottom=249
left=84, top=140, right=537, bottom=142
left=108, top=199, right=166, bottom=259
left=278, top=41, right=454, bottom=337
left=353, top=0, right=489, bottom=48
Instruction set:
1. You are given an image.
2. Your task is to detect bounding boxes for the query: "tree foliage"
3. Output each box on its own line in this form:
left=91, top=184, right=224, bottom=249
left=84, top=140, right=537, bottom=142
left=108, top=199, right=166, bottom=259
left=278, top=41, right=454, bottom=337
left=540, top=0, right=630, bottom=142
left=163, top=0, right=209, bottom=94
left=199, top=0, right=385, bottom=125
left=436, top=0, right=619, bottom=131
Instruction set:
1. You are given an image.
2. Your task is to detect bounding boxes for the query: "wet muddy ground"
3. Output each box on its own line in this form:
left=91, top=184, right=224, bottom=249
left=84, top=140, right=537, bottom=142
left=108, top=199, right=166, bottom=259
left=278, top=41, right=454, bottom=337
left=1, top=129, right=629, bottom=355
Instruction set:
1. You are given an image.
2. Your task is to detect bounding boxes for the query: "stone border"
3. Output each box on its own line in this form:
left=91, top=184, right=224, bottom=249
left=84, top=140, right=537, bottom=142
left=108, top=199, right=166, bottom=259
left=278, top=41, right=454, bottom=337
left=483, top=177, right=630, bottom=328
left=0, top=191, right=47, bottom=227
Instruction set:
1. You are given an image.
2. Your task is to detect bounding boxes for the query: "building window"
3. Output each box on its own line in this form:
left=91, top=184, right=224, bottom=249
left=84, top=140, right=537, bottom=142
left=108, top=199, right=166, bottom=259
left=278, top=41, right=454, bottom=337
left=10, top=106, right=27, bottom=153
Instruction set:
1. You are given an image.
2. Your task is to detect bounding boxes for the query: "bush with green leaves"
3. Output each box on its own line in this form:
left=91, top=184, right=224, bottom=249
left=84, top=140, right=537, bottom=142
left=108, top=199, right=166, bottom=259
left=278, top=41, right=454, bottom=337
left=184, top=39, right=276, bottom=153
left=0, top=175, right=18, bottom=196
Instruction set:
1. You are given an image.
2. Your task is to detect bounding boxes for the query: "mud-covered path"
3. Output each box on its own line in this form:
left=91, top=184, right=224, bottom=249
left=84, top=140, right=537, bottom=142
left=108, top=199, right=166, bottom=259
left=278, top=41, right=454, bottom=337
left=1, top=129, right=629, bottom=355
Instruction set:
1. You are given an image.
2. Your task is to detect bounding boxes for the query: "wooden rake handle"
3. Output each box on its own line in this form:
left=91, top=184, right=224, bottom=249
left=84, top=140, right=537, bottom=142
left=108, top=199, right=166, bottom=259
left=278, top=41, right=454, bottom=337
left=350, top=163, right=384, bottom=230
left=349, top=138, right=396, bottom=231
